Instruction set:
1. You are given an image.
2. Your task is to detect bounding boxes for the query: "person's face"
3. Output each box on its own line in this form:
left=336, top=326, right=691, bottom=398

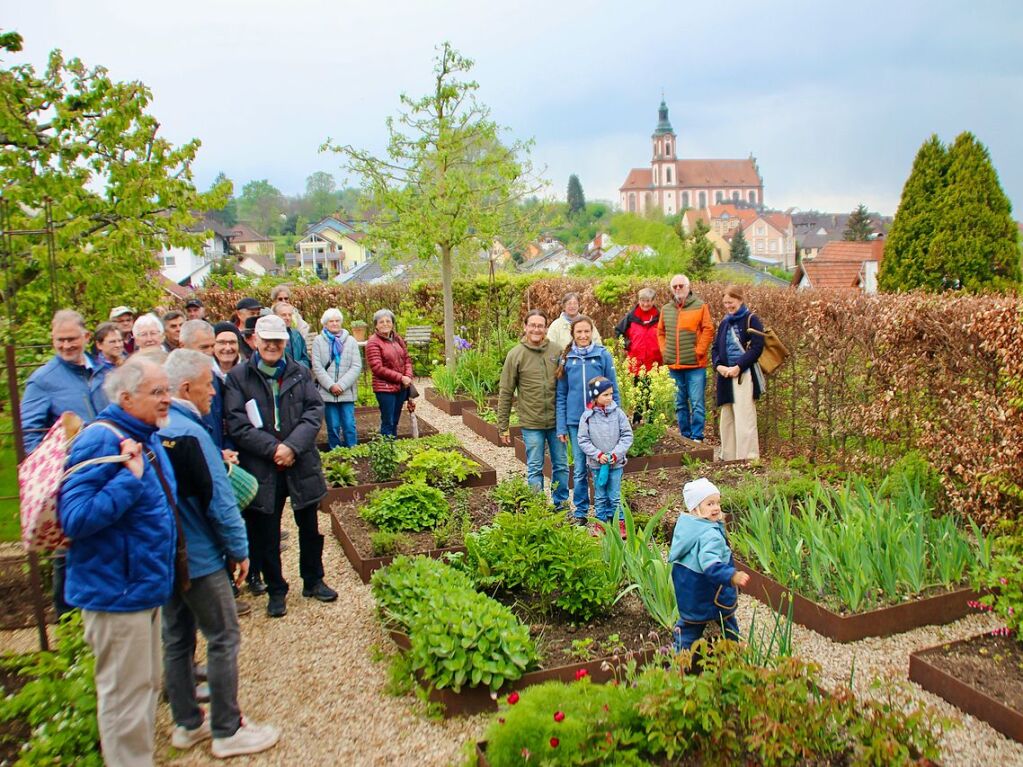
left=572, top=322, right=592, bottom=347
left=693, top=494, right=723, bottom=522
left=181, top=367, right=215, bottom=416
left=524, top=316, right=546, bottom=345
left=114, top=313, right=134, bottom=333
left=186, top=331, right=215, bottom=357
left=595, top=388, right=614, bottom=407
left=563, top=297, right=580, bottom=316
left=670, top=278, right=690, bottom=301
left=98, top=331, right=124, bottom=360
left=722, top=295, right=742, bottom=314
left=214, top=332, right=239, bottom=366
left=375, top=315, right=394, bottom=335
left=325, top=317, right=342, bottom=334
left=135, top=326, right=164, bottom=350
left=165, top=317, right=184, bottom=344
left=121, top=367, right=171, bottom=427
left=256, top=336, right=285, bottom=364
left=52, top=321, right=88, bottom=364
left=186, top=305, right=205, bottom=320
left=237, top=308, right=260, bottom=323
left=638, top=296, right=654, bottom=311
left=275, top=291, right=291, bottom=305
left=275, top=305, right=294, bottom=326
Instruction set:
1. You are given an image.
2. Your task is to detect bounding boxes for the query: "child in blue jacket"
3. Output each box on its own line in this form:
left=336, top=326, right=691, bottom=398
left=668, top=478, right=750, bottom=651
left=577, top=377, right=633, bottom=535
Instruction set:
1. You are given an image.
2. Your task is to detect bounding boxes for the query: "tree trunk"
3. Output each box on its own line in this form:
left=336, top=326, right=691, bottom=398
left=441, top=244, right=456, bottom=372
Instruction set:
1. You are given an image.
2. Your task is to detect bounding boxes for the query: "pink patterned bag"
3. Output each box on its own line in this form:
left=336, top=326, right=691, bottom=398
left=18, top=413, right=128, bottom=552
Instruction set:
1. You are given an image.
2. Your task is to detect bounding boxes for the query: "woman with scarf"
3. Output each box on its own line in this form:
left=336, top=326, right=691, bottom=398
left=311, top=308, right=363, bottom=448
left=365, top=308, right=415, bottom=438
left=547, top=292, right=602, bottom=350
left=712, top=285, right=765, bottom=461
left=614, top=287, right=663, bottom=424
left=92, top=322, right=125, bottom=370
left=555, top=316, right=619, bottom=526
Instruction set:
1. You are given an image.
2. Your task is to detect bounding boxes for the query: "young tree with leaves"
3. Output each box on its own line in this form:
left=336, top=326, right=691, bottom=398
left=237, top=179, right=285, bottom=235
left=207, top=172, right=238, bottom=226
left=730, top=227, right=750, bottom=264
left=566, top=174, right=585, bottom=217
left=676, top=218, right=713, bottom=278
left=0, top=31, right=227, bottom=329
left=843, top=204, right=874, bottom=241
left=323, top=42, right=543, bottom=369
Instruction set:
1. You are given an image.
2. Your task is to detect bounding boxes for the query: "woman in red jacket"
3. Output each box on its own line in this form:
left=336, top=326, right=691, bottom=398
left=365, top=309, right=415, bottom=437
left=614, top=287, right=663, bottom=424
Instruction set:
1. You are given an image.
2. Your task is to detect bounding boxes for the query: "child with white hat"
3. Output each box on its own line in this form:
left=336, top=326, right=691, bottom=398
left=668, top=477, right=750, bottom=651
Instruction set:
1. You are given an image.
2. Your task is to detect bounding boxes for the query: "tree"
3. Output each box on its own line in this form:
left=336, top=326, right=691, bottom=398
left=324, top=42, right=543, bottom=369
left=730, top=227, right=750, bottom=264
left=843, top=204, right=873, bottom=241
left=0, top=31, right=227, bottom=330
left=566, top=174, right=585, bottom=217
left=675, top=218, right=713, bottom=279
left=304, top=171, right=338, bottom=221
left=237, top=179, right=285, bottom=235
left=208, top=172, right=238, bottom=226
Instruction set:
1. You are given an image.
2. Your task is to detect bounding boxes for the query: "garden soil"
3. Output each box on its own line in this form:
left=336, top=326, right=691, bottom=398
left=921, top=633, right=1023, bottom=714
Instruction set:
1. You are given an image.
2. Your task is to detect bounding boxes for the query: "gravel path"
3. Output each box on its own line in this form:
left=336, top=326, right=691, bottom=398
left=2, top=384, right=1022, bottom=766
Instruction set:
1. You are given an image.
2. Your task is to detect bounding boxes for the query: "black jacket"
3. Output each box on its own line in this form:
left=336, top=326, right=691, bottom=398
left=711, top=311, right=765, bottom=407
left=224, top=356, right=327, bottom=514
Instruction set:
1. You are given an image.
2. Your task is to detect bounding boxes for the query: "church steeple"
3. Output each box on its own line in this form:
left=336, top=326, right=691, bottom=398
left=654, top=98, right=674, bottom=135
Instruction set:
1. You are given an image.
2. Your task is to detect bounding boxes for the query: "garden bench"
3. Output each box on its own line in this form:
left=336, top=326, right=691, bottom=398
left=404, top=325, right=433, bottom=349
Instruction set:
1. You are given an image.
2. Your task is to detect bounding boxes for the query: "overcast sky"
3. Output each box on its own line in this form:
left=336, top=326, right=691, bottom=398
left=7, top=0, right=1022, bottom=216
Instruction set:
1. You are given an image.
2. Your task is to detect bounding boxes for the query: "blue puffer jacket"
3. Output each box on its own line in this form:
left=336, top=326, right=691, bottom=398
left=20, top=356, right=110, bottom=454
left=159, top=401, right=248, bottom=579
left=555, top=344, right=619, bottom=435
left=668, top=514, right=738, bottom=623
left=59, top=404, right=177, bottom=612
left=577, top=402, right=633, bottom=468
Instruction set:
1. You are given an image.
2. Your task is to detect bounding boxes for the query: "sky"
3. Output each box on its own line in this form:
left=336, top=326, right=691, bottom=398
left=6, top=0, right=1023, bottom=217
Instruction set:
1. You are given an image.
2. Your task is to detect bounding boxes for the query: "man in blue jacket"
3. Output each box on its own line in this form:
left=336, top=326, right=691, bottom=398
left=59, top=357, right=177, bottom=767
left=159, top=350, right=279, bottom=758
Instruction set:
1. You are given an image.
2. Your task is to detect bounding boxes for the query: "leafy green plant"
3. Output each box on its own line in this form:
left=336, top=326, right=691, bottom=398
left=360, top=483, right=449, bottom=532
left=324, top=460, right=357, bottom=488
left=628, top=421, right=666, bottom=457
left=371, top=555, right=475, bottom=629
left=432, top=489, right=471, bottom=548
left=368, top=434, right=400, bottom=482
left=403, top=448, right=481, bottom=489
left=370, top=529, right=409, bottom=556
left=972, top=518, right=1023, bottom=642
left=489, top=475, right=549, bottom=515
left=430, top=363, right=458, bottom=399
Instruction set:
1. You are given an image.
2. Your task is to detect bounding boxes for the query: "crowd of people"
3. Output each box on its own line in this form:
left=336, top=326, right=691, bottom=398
left=18, top=275, right=767, bottom=765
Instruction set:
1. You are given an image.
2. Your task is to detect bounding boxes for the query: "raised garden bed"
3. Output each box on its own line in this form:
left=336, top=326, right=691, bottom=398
left=736, top=561, right=982, bottom=643
left=909, top=633, right=1023, bottom=744
left=424, top=387, right=475, bottom=415
left=0, top=555, right=55, bottom=630
left=317, top=406, right=437, bottom=449
left=319, top=446, right=497, bottom=508
left=329, top=485, right=500, bottom=583
left=461, top=402, right=521, bottom=446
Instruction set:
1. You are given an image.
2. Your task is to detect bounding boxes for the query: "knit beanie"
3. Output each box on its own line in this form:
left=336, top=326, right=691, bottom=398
left=683, top=478, right=720, bottom=512
left=588, top=377, right=614, bottom=400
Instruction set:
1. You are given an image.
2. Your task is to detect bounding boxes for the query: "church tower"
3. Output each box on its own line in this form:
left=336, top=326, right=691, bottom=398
left=651, top=99, right=676, bottom=190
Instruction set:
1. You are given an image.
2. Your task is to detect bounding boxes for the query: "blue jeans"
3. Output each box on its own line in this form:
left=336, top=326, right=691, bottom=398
left=520, top=427, right=569, bottom=510
left=566, top=425, right=591, bottom=519
left=162, top=570, right=241, bottom=738
left=325, top=401, right=357, bottom=448
left=593, top=465, right=624, bottom=523
left=668, top=367, right=707, bottom=440
left=375, top=390, right=408, bottom=438
left=674, top=615, right=741, bottom=652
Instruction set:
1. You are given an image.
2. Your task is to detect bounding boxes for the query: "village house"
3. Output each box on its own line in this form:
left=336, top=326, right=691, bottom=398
left=158, top=213, right=234, bottom=287
left=681, top=204, right=796, bottom=269
left=791, top=240, right=885, bottom=293
left=290, top=216, right=371, bottom=278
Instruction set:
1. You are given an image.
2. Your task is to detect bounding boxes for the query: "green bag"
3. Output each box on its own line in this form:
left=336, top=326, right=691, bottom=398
left=225, top=462, right=258, bottom=509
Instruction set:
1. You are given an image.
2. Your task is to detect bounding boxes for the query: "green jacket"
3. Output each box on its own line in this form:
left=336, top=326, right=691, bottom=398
left=497, top=339, right=560, bottom=432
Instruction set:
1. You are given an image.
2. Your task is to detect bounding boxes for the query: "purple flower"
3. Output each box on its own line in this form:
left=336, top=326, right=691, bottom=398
left=454, top=335, right=472, bottom=351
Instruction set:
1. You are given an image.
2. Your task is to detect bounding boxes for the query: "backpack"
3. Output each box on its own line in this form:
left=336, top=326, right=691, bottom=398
left=746, top=316, right=790, bottom=376
left=18, top=414, right=129, bottom=552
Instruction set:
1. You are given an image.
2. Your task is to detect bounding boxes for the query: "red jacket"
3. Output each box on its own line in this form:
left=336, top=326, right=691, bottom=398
left=615, top=305, right=663, bottom=372
left=366, top=332, right=413, bottom=392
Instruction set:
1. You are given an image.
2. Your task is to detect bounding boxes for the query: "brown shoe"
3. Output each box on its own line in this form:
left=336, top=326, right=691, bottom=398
left=235, top=599, right=252, bottom=617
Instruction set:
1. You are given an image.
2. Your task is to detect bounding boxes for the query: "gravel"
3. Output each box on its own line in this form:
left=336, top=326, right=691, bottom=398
left=2, top=384, right=1022, bottom=766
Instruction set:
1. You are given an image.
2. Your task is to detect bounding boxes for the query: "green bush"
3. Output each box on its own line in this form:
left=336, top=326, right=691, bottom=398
left=628, top=422, right=666, bottom=457
left=360, top=483, right=449, bottom=532
left=403, top=448, right=481, bottom=489
left=371, top=555, right=475, bottom=630
left=324, top=460, right=357, bottom=488
left=972, top=518, right=1023, bottom=641
left=368, top=435, right=400, bottom=483
left=489, top=476, right=550, bottom=515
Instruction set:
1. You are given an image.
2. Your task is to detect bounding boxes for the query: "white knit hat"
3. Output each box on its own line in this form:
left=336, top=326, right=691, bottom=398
left=683, top=478, right=720, bottom=512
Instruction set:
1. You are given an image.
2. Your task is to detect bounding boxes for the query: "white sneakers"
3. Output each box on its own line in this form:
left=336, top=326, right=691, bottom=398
left=171, top=716, right=280, bottom=758
left=211, top=719, right=281, bottom=758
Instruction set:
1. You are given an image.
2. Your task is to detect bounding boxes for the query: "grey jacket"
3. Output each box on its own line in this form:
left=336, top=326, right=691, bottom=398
left=311, top=330, right=362, bottom=403
left=577, top=402, right=634, bottom=469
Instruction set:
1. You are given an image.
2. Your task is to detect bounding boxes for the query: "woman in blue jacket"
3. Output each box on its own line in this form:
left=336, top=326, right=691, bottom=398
left=555, top=316, right=619, bottom=524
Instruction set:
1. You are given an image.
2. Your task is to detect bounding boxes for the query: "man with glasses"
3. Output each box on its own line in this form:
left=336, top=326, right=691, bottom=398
left=111, top=305, right=137, bottom=354
left=657, top=274, right=714, bottom=442
left=270, top=283, right=312, bottom=344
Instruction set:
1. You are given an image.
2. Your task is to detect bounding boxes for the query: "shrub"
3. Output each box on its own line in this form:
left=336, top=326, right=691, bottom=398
left=489, top=475, right=550, bottom=515
left=403, top=448, right=481, bottom=489
left=628, top=422, right=666, bottom=457
left=360, top=483, right=449, bottom=532
left=367, top=435, right=400, bottom=482
left=972, top=518, right=1023, bottom=642
left=371, top=555, right=474, bottom=630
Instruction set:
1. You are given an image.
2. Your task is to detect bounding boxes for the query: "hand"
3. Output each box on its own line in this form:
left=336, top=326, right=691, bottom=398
left=230, top=558, right=250, bottom=587
left=731, top=571, right=750, bottom=588
left=406, top=400, right=416, bottom=412
left=500, top=433, right=512, bottom=446
left=400, top=375, right=412, bottom=387
left=729, top=366, right=741, bottom=378
left=558, top=434, right=567, bottom=443
left=121, top=439, right=144, bottom=479
left=330, top=384, right=343, bottom=396
left=221, top=449, right=239, bottom=465
left=598, top=453, right=609, bottom=464
left=716, top=365, right=729, bottom=376
left=273, top=443, right=296, bottom=467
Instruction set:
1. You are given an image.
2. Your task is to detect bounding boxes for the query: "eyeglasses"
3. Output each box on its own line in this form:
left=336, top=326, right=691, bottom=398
left=525, top=323, right=546, bottom=330
left=135, top=330, right=162, bottom=339
left=670, top=284, right=687, bottom=291
left=145, top=386, right=170, bottom=397
left=276, top=296, right=290, bottom=303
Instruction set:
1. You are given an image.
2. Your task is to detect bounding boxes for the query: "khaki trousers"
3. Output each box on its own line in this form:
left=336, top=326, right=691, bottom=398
left=719, top=371, right=759, bottom=461
left=83, top=608, right=162, bottom=767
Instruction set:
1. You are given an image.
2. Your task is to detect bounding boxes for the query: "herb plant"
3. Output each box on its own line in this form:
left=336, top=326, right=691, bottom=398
left=628, top=421, right=666, bottom=457
left=489, top=475, right=548, bottom=515
left=403, top=448, right=480, bottom=489
left=324, top=460, right=357, bottom=488
left=367, top=434, right=400, bottom=482
left=360, top=482, right=449, bottom=532
left=370, top=530, right=409, bottom=556
left=432, top=489, right=471, bottom=548
left=430, top=364, right=458, bottom=399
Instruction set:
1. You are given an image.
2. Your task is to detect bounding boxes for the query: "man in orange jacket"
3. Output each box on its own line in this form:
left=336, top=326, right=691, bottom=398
left=656, top=274, right=714, bottom=441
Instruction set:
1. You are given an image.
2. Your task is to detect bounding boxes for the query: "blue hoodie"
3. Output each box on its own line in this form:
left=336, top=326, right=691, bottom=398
left=668, top=513, right=738, bottom=623
left=555, top=344, right=619, bottom=435
left=20, top=356, right=109, bottom=454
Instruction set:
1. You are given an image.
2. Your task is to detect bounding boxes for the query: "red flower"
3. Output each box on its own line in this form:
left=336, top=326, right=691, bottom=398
left=549, top=737, right=560, bottom=748
left=521, top=747, right=531, bottom=760
left=574, top=669, right=589, bottom=680
left=554, top=711, right=565, bottom=722
left=507, top=692, right=520, bottom=705
left=498, top=717, right=505, bottom=725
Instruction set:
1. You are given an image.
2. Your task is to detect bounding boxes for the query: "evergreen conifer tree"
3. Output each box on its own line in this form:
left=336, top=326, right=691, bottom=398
left=843, top=204, right=874, bottom=241
left=730, top=227, right=750, bottom=264
left=567, top=174, right=586, bottom=217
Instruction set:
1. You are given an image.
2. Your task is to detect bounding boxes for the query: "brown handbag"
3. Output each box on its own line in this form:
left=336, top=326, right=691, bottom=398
left=745, top=315, right=790, bottom=376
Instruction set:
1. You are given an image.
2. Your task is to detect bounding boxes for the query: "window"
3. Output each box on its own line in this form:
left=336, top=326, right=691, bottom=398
left=756, top=223, right=766, bottom=235
left=665, top=141, right=671, bottom=155
left=748, top=190, right=757, bottom=204
left=653, top=167, right=658, bottom=185
left=698, top=191, right=706, bottom=208
left=715, top=191, right=723, bottom=203
left=681, top=192, right=690, bottom=208
left=756, top=240, right=765, bottom=253
left=162, top=252, right=175, bottom=267
left=769, top=240, right=778, bottom=253
left=628, top=193, right=636, bottom=212
left=666, top=167, right=672, bottom=184
left=732, top=191, right=740, bottom=201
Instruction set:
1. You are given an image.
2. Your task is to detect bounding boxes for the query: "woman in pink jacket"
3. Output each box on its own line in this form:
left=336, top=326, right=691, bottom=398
left=365, top=309, right=415, bottom=437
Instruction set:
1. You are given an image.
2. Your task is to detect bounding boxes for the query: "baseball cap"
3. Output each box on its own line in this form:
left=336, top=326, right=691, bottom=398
left=254, top=315, right=289, bottom=340
left=184, top=298, right=203, bottom=309
left=236, top=297, right=262, bottom=311
left=109, top=306, right=135, bottom=320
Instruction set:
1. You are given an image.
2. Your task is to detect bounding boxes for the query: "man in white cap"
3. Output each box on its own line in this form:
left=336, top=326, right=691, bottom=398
left=667, top=477, right=749, bottom=651
left=223, top=314, right=337, bottom=618
left=110, top=305, right=137, bottom=354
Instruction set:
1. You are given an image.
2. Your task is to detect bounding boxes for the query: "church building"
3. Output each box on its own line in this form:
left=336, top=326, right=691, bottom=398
left=619, top=100, right=764, bottom=216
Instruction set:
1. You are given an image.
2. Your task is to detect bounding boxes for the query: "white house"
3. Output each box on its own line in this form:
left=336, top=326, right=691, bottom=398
left=158, top=214, right=234, bottom=287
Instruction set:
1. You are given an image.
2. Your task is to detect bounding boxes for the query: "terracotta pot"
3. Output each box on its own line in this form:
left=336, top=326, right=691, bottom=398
left=351, top=324, right=368, bottom=342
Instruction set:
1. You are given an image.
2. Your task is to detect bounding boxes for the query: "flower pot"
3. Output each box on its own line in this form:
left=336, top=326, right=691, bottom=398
left=351, top=324, right=368, bottom=342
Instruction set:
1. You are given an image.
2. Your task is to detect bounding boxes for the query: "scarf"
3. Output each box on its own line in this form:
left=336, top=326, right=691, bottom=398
left=725, top=304, right=751, bottom=326
left=571, top=343, right=592, bottom=356
left=253, top=353, right=287, bottom=431
left=323, top=328, right=344, bottom=366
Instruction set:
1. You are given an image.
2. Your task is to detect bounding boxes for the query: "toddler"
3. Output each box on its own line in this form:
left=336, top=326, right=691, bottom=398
left=668, top=477, right=750, bottom=651
left=577, top=376, right=633, bottom=535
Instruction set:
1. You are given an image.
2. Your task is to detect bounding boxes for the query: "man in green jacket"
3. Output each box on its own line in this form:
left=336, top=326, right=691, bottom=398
left=498, top=310, right=569, bottom=509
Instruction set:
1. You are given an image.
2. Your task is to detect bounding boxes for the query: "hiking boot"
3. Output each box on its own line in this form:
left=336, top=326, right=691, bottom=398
left=235, top=598, right=252, bottom=617
left=211, top=719, right=280, bottom=758
left=247, top=577, right=268, bottom=597
left=266, top=594, right=287, bottom=618
left=302, top=580, right=338, bottom=602
left=171, top=716, right=211, bottom=750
